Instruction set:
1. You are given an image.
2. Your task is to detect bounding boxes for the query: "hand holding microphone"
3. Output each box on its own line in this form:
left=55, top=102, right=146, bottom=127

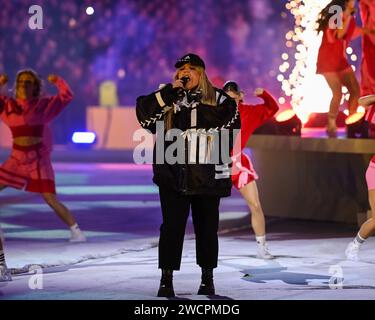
left=159, top=76, right=191, bottom=106
left=172, top=76, right=190, bottom=100
left=172, top=76, right=189, bottom=89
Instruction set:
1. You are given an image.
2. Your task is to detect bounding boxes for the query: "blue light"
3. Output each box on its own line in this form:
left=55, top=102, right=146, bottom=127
left=72, top=132, right=96, bottom=144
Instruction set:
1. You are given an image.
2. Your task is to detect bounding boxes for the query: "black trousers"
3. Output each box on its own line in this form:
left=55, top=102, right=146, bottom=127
left=158, top=187, right=221, bottom=270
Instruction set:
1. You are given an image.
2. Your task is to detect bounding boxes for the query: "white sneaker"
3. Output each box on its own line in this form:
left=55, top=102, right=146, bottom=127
left=345, top=241, right=360, bottom=261
left=256, top=243, right=275, bottom=260
left=0, top=265, right=12, bottom=282
left=69, top=230, right=86, bottom=243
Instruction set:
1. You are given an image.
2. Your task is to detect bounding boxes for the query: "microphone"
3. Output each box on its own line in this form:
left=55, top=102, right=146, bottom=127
left=180, top=76, right=190, bottom=88
left=173, top=76, right=189, bottom=101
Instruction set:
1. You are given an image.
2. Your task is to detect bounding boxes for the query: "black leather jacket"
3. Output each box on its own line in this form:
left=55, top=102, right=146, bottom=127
left=136, top=84, right=240, bottom=197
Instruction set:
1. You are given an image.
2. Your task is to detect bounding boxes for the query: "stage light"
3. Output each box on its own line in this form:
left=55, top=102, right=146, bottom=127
left=345, top=112, right=368, bottom=139
left=72, top=132, right=96, bottom=144
left=86, top=6, right=94, bottom=15
left=253, top=118, right=279, bottom=135
left=279, top=97, right=286, bottom=104
left=275, top=109, right=302, bottom=136
left=117, top=68, right=126, bottom=79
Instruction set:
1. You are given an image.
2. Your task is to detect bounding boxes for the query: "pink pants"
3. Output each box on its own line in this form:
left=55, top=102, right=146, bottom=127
left=0, top=143, right=56, bottom=194
left=366, top=161, right=375, bottom=191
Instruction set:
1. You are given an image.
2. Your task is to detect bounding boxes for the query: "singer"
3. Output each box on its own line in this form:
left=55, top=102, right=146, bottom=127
left=136, top=53, right=240, bottom=297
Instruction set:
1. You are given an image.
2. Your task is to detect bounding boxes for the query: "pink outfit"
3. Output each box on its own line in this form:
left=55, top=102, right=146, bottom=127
left=0, top=77, right=73, bottom=193
left=231, top=91, right=279, bottom=190
left=366, top=162, right=375, bottom=191
left=365, top=101, right=375, bottom=190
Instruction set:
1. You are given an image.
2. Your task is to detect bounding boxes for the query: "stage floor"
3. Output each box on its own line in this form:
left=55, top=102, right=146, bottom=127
left=301, top=127, right=346, bottom=138
left=0, top=163, right=374, bottom=300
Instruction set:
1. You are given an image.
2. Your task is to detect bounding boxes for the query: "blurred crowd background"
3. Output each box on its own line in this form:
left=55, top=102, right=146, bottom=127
left=0, top=0, right=361, bottom=143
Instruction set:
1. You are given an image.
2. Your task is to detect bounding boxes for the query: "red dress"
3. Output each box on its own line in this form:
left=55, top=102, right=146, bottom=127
left=231, top=91, right=279, bottom=189
left=360, top=0, right=375, bottom=95
left=316, top=16, right=356, bottom=74
left=0, top=77, right=73, bottom=193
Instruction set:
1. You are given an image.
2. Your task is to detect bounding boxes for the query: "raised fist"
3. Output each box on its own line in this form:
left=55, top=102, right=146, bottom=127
left=254, top=88, right=264, bottom=96
left=0, top=74, right=8, bottom=86
left=47, top=74, right=58, bottom=84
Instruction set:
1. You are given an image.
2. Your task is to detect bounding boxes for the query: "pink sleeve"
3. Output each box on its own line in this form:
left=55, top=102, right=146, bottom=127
left=42, top=77, right=73, bottom=122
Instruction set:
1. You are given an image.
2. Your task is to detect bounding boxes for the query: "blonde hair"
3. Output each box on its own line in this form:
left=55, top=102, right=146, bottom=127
left=165, top=66, right=216, bottom=130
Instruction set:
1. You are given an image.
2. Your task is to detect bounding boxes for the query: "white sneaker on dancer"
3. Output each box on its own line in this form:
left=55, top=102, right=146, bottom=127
left=345, top=241, right=360, bottom=261
left=69, top=229, right=86, bottom=243
left=0, top=265, right=12, bottom=282
left=69, top=223, right=86, bottom=243
left=256, top=243, right=274, bottom=260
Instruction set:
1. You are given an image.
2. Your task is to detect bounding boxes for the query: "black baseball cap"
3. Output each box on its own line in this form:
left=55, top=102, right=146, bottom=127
left=175, top=53, right=206, bottom=69
left=223, top=81, right=241, bottom=94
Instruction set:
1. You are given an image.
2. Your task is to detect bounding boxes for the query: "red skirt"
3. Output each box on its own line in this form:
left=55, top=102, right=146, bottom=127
left=0, top=143, right=56, bottom=194
left=231, top=152, right=259, bottom=190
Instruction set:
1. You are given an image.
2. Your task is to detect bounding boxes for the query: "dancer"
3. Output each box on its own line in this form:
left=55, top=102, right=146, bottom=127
left=0, top=70, right=86, bottom=281
left=136, top=53, right=240, bottom=297
left=345, top=94, right=375, bottom=261
left=223, top=81, right=279, bottom=260
left=316, top=0, right=374, bottom=137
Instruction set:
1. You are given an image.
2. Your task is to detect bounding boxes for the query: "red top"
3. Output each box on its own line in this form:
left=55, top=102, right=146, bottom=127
left=316, top=16, right=356, bottom=74
left=10, top=124, right=44, bottom=138
left=0, top=77, right=73, bottom=151
left=232, top=91, right=279, bottom=154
